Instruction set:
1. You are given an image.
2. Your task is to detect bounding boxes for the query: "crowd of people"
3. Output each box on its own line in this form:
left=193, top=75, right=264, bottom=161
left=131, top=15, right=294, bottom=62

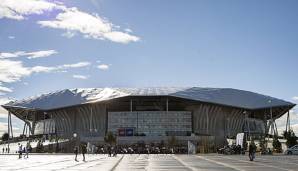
left=18, top=142, right=32, bottom=159
left=2, top=139, right=260, bottom=162
left=95, top=144, right=187, bottom=155
left=72, top=143, right=188, bottom=161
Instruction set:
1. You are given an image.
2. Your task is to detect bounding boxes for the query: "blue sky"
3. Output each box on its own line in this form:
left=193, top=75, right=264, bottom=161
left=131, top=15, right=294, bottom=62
left=0, top=0, right=297, bottom=135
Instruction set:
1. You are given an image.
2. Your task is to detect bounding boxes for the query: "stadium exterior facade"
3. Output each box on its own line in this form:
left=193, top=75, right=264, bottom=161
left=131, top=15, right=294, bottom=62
left=2, top=87, right=295, bottom=149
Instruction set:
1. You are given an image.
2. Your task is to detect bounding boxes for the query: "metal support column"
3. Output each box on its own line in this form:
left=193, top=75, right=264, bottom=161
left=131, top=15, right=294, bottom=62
left=22, top=122, right=27, bottom=136
left=8, top=111, right=13, bottom=139
left=25, top=124, right=27, bottom=137
left=243, top=111, right=250, bottom=141
left=166, top=98, right=168, bottom=112
left=7, top=111, right=10, bottom=139
left=206, top=110, right=209, bottom=135
left=90, top=104, right=93, bottom=134
left=43, top=112, right=46, bottom=135
left=285, top=111, right=290, bottom=132
left=130, top=99, right=133, bottom=112
left=136, top=111, right=138, bottom=135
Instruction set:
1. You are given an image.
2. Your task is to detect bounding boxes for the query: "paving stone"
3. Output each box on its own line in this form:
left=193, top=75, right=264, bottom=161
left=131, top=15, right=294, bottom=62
left=0, top=154, right=297, bottom=171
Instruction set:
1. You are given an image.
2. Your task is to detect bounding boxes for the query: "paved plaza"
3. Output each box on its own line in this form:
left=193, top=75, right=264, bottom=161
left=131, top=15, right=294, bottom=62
left=0, top=154, right=297, bottom=171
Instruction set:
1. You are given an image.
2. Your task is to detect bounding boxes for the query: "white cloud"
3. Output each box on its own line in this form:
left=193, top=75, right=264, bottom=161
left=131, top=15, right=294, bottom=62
left=62, top=31, right=76, bottom=38
left=0, top=50, right=57, bottom=59
left=0, top=97, right=12, bottom=105
left=26, top=50, right=57, bottom=59
left=38, top=7, right=140, bottom=44
left=30, top=66, right=57, bottom=73
left=124, top=28, right=133, bottom=33
left=0, top=0, right=64, bottom=20
left=0, top=59, right=90, bottom=96
left=30, top=61, right=90, bottom=73
left=62, top=62, right=90, bottom=68
left=0, top=82, right=13, bottom=95
left=292, top=96, right=298, bottom=101
left=0, top=59, right=90, bottom=84
left=97, top=64, right=109, bottom=70
left=0, top=51, right=26, bottom=58
left=72, top=74, right=89, bottom=80
left=0, top=86, right=13, bottom=93
left=0, top=0, right=139, bottom=44
left=103, top=31, right=140, bottom=44
left=8, top=36, right=15, bottom=39
left=0, top=59, right=31, bottom=83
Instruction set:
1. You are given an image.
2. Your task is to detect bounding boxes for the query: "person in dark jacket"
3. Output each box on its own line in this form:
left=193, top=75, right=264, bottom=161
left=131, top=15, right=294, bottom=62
left=81, top=144, right=87, bottom=161
left=74, top=146, right=79, bottom=161
left=248, top=141, right=256, bottom=161
left=107, top=145, right=111, bottom=157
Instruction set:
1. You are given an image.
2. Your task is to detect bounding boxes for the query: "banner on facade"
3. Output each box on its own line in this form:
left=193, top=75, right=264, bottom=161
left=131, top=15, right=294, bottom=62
left=236, top=133, right=244, bottom=147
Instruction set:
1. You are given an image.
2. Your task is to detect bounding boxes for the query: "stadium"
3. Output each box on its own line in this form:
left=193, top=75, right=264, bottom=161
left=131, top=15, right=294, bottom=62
left=2, top=87, right=295, bottom=152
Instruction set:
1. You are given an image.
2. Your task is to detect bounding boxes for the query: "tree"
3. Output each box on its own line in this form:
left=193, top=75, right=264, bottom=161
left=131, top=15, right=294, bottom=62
left=259, top=138, right=267, bottom=154
left=168, top=136, right=177, bottom=153
left=104, top=132, right=116, bottom=145
left=272, top=136, right=282, bottom=153
left=168, top=136, right=177, bottom=148
left=283, top=129, right=297, bottom=148
left=1, top=133, right=9, bottom=141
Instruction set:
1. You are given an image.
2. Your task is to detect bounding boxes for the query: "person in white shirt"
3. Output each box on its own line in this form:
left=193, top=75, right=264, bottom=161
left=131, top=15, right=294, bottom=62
left=18, top=143, right=22, bottom=159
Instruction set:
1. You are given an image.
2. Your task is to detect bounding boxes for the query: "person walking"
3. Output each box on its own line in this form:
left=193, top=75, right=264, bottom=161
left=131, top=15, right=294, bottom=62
left=24, top=142, right=30, bottom=158
left=107, top=145, right=111, bottom=157
left=113, top=145, right=118, bottom=157
left=23, top=146, right=26, bottom=158
left=74, top=146, right=79, bottom=161
left=18, top=143, right=23, bottom=159
left=248, top=141, right=256, bottom=161
left=81, top=144, right=87, bottom=162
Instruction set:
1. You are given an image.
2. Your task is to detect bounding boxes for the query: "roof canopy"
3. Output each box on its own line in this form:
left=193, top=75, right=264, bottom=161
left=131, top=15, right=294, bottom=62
left=3, top=87, right=295, bottom=110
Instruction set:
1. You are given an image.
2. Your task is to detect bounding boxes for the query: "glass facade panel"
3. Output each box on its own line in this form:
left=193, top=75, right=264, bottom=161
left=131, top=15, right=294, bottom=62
left=108, top=111, right=192, bottom=136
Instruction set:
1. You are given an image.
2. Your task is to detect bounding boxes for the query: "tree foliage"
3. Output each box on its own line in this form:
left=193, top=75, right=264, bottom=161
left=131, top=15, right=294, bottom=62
left=272, top=136, right=282, bottom=153
left=104, top=132, right=116, bottom=145
left=168, top=136, right=177, bottom=148
left=283, top=129, right=297, bottom=148
left=1, top=132, right=9, bottom=141
left=259, top=138, right=267, bottom=153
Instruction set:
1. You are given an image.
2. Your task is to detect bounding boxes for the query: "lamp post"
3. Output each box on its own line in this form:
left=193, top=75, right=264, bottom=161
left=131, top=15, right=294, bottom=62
left=73, top=132, right=78, bottom=149
left=243, top=111, right=248, bottom=140
left=267, top=99, right=274, bottom=148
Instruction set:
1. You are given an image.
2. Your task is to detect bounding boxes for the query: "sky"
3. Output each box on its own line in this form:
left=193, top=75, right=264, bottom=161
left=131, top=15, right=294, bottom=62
left=0, top=0, right=297, bottom=136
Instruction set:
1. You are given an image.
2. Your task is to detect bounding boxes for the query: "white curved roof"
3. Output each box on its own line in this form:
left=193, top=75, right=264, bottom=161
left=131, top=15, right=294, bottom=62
left=3, top=87, right=295, bottom=110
